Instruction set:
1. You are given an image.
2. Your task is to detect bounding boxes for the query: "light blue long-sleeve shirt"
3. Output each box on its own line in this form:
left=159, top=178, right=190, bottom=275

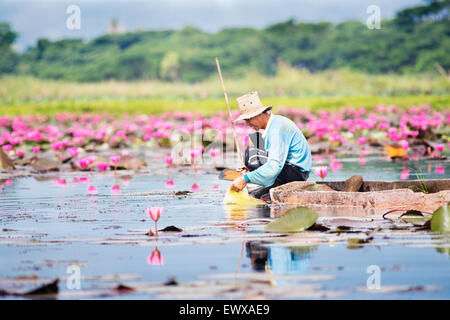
left=244, top=114, right=311, bottom=187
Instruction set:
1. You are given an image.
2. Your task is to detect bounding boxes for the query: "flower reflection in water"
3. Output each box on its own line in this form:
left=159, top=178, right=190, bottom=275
left=358, top=156, right=367, bottom=166
left=400, top=168, right=410, bottom=180
left=435, top=166, right=445, bottom=175
left=165, top=179, right=175, bottom=188
left=87, top=185, right=98, bottom=195
left=147, top=247, right=165, bottom=265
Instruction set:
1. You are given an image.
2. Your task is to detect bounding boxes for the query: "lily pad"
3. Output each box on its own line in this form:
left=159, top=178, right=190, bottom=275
left=160, top=225, right=183, bottom=232
left=431, top=205, right=450, bottom=233
left=400, top=210, right=431, bottom=226
left=264, top=206, right=317, bottom=233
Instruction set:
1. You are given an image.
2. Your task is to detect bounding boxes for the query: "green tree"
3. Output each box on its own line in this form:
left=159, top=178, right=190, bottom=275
left=160, top=51, right=181, bottom=81
left=0, top=22, right=19, bottom=74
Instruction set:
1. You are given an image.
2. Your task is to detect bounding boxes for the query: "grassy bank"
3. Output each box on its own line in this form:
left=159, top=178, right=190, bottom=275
left=0, top=95, right=448, bottom=117
left=0, top=68, right=448, bottom=116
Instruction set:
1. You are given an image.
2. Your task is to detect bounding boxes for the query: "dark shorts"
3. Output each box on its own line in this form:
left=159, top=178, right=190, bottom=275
left=243, top=146, right=309, bottom=199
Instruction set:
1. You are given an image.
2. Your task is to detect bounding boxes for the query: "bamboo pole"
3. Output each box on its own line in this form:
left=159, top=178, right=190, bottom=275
left=215, top=57, right=244, bottom=166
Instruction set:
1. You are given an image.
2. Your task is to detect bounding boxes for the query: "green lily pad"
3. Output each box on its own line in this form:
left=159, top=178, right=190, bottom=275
left=400, top=210, right=431, bottom=226
left=264, top=206, right=317, bottom=233
left=431, top=205, right=450, bottom=233
left=435, top=247, right=450, bottom=256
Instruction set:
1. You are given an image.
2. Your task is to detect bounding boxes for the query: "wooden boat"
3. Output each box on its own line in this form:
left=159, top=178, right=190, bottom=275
left=269, top=177, right=450, bottom=214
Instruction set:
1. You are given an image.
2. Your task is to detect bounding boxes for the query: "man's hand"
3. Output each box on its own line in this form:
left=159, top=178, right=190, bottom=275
left=236, top=165, right=249, bottom=174
left=230, top=175, right=247, bottom=192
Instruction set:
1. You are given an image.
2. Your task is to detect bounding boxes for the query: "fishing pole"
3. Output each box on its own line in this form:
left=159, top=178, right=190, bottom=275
left=215, top=57, right=245, bottom=166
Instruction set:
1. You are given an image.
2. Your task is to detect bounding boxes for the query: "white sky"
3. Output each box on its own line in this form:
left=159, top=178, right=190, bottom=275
left=0, top=0, right=424, bottom=51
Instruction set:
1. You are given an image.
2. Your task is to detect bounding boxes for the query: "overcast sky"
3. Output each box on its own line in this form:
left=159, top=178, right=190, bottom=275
left=0, top=0, right=424, bottom=51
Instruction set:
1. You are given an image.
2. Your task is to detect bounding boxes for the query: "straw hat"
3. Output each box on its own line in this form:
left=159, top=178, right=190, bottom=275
left=234, top=91, right=272, bottom=122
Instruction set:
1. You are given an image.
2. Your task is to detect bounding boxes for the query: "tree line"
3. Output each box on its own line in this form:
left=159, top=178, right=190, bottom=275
left=0, top=0, right=448, bottom=82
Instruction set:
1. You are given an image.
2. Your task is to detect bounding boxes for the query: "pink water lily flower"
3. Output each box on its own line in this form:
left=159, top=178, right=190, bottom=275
left=67, top=147, right=79, bottom=157
left=32, top=146, right=40, bottom=153
left=51, top=141, right=65, bottom=151
left=85, top=156, right=97, bottom=165
left=357, top=137, right=367, bottom=146
left=435, top=144, right=444, bottom=152
left=15, top=150, right=25, bottom=158
left=111, top=184, right=121, bottom=193
left=165, top=156, right=174, bottom=166
left=110, top=155, right=120, bottom=165
left=191, top=183, right=200, bottom=191
left=312, top=166, right=328, bottom=181
left=399, top=140, right=409, bottom=150
left=146, top=207, right=163, bottom=222
left=190, top=149, right=201, bottom=159
left=77, top=159, right=89, bottom=170
left=210, top=148, right=220, bottom=157
left=2, top=144, right=12, bottom=151
left=146, top=207, right=163, bottom=236
left=97, top=162, right=109, bottom=171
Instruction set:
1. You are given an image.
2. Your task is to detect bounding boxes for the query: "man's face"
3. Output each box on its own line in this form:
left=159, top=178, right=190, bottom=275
left=244, top=115, right=261, bottom=130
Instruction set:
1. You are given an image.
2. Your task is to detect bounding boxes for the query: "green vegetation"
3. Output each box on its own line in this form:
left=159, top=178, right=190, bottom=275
left=0, top=1, right=447, bottom=116
left=1, top=94, right=448, bottom=117
left=1, top=66, right=448, bottom=102
left=0, top=1, right=449, bottom=82
left=1, top=65, right=448, bottom=116
left=412, top=169, right=430, bottom=194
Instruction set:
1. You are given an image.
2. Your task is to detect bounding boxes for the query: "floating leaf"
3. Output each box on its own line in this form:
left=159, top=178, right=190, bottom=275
left=113, top=284, right=135, bottom=293
left=435, top=247, right=450, bottom=256
left=400, top=210, right=431, bottom=226
left=264, top=206, right=317, bottom=233
left=160, top=225, right=183, bottom=232
left=23, top=279, right=59, bottom=296
left=347, top=237, right=372, bottom=245
left=431, top=205, right=450, bottom=233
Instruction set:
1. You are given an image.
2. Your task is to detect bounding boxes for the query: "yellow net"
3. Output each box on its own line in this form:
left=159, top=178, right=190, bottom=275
left=223, top=188, right=266, bottom=205
left=223, top=187, right=267, bottom=221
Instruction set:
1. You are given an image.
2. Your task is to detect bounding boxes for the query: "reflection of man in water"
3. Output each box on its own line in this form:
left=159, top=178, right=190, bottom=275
left=245, top=241, right=317, bottom=275
left=245, top=241, right=269, bottom=271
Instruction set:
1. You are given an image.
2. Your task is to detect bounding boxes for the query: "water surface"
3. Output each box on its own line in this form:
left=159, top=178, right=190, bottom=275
left=1, top=155, right=449, bottom=299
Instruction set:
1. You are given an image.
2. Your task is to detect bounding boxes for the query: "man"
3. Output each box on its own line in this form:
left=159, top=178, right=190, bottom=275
left=230, top=91, right=311, bottom=199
